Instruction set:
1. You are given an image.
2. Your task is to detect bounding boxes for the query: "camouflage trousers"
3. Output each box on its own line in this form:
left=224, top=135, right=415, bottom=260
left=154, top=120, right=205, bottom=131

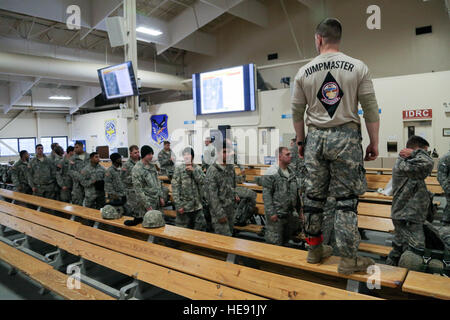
left=71, top=182, right=85, bottom=206
left=15, top=184, right=32, bottom=195
left=211, top=205, right=235, bottom=236
left=124, top=190, right=139, bottom=217
left=443, top=194, right=450, bottom=224
left=265, top=211, right=300, bottom=246
left=33, top=184, right=56, bottom=200
left=84, top=188, right=105, bottom=210
left=322, top=197, right=338, bottom=253
left=303, top=123, right=366, bottom=258
left=388, top=219, right=425, bottom=264
left=176, top=209, right=207, bottom=231
left=60, top=188, right=72, bottom=203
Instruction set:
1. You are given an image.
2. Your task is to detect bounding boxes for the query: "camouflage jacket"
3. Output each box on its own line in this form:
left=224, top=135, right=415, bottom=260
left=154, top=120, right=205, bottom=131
left=262, top=166, right=299, bottom=218
left=68, top=153, right=90, bottom=184
left=121, top=158, right=138, bottom=190
left=56, top=157, right=73, bottom=189
left=157, top=149, right=175, bottom=175
left=132, top=160, right=163, bottom=210
left=437, top=151, right=450, bottom=194
left=11, top=160, right=30, bottom=189
left=105, top=165, right=126, bottom=199
left=205, top=163, right=237, bottom=220
left=80, top=163, right=105, bottom=191
left=391, top=149, right=434, bottom=222
left=27, top=156, right=56, bottom=188
left=172, top=163, right=205, bottom=212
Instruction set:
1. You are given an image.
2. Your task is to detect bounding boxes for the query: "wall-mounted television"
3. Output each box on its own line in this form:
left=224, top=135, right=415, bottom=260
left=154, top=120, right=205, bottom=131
left=97, top=61, right=139, bottom=100
left=192, top=64, right=256, bottom=115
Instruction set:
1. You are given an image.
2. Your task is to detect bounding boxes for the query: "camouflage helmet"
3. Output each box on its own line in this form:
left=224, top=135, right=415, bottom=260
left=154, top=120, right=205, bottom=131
left=101, top=205, right=123, bottom=220
left=142, top=210, right=165, bottom=228
left=398, top=250, right=423, bottom=272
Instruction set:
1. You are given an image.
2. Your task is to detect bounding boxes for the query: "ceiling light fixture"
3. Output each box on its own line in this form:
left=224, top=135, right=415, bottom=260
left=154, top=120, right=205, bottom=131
left=49, top=96, right=72, bottom=100
left=136, top=26, right=163, bottom=36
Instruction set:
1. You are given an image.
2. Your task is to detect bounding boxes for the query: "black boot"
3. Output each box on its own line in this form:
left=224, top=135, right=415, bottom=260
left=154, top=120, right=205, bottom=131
left=124, top=217, right=143, bottom=226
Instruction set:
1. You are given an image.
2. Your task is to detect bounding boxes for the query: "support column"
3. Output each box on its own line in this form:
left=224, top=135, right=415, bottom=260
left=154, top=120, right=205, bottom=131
left=124, top=0, right=140, bottom=146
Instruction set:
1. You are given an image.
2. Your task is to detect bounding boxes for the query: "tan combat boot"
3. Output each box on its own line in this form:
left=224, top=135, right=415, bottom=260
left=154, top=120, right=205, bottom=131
left=307, top=244, right=333, bottom=264
left=338, top=256, right=375, bottom=275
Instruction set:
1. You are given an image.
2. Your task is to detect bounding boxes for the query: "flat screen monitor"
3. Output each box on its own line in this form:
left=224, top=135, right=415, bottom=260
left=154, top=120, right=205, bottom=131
left=192, top=64, right=256, bottom=115
left=97, top=61, right=139, bottom=100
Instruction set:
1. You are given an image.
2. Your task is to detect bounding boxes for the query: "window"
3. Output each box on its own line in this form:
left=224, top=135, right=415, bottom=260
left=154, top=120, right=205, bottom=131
left=0, top=138, right=19, bottom=156
left=18, top=138, right=37, bottom=154
left=39, top=136, right=68, bottom=154
left=52, top=137, right=68, bottom=151
left=40, top=137, right=52, bottom=154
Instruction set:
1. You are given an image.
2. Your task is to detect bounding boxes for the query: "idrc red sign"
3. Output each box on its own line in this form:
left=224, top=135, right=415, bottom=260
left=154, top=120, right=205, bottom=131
left=402, top=109, right=432, bottom=120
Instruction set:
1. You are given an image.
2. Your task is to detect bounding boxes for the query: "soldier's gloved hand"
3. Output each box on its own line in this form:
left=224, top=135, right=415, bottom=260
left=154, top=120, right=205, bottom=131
left=218, top=216, right=228, bottom=224
left=270, top=215, right=279, bottom=222
left=178, top=208, right=185, bottom=215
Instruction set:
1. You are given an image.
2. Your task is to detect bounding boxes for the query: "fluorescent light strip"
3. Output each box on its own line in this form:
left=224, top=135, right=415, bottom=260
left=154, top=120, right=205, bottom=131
left=49, top=96, right=72, bottom=100
left=136, top=26, right=163, bottom=36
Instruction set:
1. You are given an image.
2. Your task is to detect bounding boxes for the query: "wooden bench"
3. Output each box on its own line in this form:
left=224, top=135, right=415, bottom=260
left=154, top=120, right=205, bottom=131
left=0, top=201, right=262, bottom=300
left=0, top=201, right=380, bottom=300
left=0, top=190, right=407, bottom=291
left=0, top=240, right=113, bottom=300
left=366, top=174, right=443, bottom=194
left=76, top=224, right=379, bottom=300
left=402, top=271, right=450, bottom=300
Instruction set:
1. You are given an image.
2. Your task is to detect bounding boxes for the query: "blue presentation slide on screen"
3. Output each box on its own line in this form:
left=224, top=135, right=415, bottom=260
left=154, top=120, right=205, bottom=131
left=199, top=66, right=245, bottom=114
left=100, top=63, right=134, bottom=99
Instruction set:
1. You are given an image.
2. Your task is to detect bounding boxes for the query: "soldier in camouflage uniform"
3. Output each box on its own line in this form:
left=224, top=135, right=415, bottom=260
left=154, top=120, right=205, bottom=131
left=172, top=147, right=206, bottom=231
left=126, top=145, right=165, bottom=226
left=80, top=152, right=106, bottom=209
left=11, top=150, right=32, bottom=194
left=121, top=145, right=140, bottom=216
left=437, top=150, right=450, bottom=225
left=386, top=136, right=434, bottom=266
left=291, top=18, right=380, bottom=274
left=49, top=142, right=60, bottom=163
left=157, top=141, right=176, bottom=178
left=56, top=146, right=74, bottom=203
left=263, top=147, right=301, bottom=246
left=205, top=142, right=239, bottom=236
left=104, top=153, right=126, bottom=212
left=52, top=145, right=64, bottom=201
left=69, top=141, right=90, bottom=206
left=27, top=144, right=56, bottom=199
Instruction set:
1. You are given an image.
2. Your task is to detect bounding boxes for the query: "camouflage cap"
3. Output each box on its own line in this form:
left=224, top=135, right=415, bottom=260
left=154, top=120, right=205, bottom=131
left=142, top=210, right=165, bottom=228
left=101, top=205, right=123, bottom=220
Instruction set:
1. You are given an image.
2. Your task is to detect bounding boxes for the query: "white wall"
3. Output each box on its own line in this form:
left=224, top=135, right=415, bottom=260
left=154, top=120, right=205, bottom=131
left=0, top=111, right=69, bottom=162
left=185, top=0, right=450, bottom=89
left=71, top=110, right=129, bottom=155
left=135, top=70, right=450, bottom=164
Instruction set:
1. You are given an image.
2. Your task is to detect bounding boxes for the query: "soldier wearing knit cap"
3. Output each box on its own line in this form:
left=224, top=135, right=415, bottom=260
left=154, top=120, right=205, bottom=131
left=126, top=145, right=165, bottom=226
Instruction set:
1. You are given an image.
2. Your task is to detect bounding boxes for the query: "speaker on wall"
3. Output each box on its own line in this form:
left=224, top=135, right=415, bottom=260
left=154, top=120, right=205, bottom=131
left=105, top=16, right=127, bottom=47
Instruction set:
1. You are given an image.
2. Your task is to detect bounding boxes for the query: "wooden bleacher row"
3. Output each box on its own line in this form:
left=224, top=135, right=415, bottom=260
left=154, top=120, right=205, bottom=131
left=0, top=189, right=413, bottom=299
left=1, top=190, right=449, bottom=300
left=163, top=183, right=394, bottom=257
left=238, top=168, right=443, bottom=194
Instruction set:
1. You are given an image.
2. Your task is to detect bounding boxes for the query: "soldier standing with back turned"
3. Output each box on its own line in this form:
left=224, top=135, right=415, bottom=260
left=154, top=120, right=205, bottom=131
left=291, top=18, right=380, bottom=274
